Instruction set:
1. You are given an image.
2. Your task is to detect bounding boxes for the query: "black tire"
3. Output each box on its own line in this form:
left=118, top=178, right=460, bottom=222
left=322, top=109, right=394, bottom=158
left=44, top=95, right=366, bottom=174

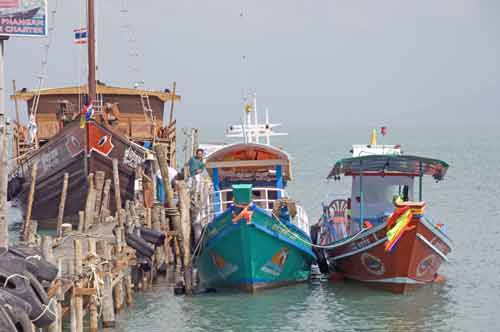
left=0, top=268, right=55, bottom=328
left=5, top=305, right=33, bottom=332
left=0, top=305, right=17, bottom=332
left=7, top=246, right=58, bottom=282
left=0, top=289, right=32, bottom=316
left=126, top=233, right=154, bottom=258
left=139, top=227, right=166, bottom=246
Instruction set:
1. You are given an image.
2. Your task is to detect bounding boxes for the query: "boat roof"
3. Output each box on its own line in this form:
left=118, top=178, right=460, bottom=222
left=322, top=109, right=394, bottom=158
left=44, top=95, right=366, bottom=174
left=11, top=84, right=180, bottom=102
left=327, top=154, right=449, bottom=181
left=205, top=142, right=292, bottom=181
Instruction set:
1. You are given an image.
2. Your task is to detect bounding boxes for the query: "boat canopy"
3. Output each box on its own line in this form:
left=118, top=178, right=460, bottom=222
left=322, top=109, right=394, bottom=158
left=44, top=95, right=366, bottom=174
left=327, top=155, right=449, bottom=181
left=205, top=142, right=292, bottom=185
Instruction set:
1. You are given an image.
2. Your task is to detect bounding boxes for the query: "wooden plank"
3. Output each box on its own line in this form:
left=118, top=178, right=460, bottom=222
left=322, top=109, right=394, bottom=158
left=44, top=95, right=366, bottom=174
left=47, top=279, right=62, bottom=298
left=205, top=159, right=288, bottom=169
left=73, top=287, right=97, bottom=296
left=12, top=85, right=180, bottom=102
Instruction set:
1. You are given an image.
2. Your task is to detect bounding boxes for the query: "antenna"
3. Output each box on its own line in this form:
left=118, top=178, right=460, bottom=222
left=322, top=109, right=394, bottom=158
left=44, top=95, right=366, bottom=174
left=226, top=96, right=287, bottom=145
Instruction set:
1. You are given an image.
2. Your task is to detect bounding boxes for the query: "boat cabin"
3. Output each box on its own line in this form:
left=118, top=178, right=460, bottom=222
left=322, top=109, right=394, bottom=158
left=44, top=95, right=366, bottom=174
left=11, top=83, right=180, bottom=166
left=204, top=143, right=292, bottom=213
left=323, top=143, right=449, bottom=241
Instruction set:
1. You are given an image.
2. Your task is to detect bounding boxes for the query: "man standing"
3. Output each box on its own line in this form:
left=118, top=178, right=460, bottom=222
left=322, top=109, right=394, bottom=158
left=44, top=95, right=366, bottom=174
left=188, top=148, right=205, bottom=193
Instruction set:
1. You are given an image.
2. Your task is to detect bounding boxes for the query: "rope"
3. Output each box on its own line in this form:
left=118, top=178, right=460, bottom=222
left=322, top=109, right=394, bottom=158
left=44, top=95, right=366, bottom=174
left=32, top=298, right=56, bottom=324
left=2, top=273, right=29, bottom=288
left=24, top=255, right=41, bottom=261
left=269, top=210, right=369, bottom=250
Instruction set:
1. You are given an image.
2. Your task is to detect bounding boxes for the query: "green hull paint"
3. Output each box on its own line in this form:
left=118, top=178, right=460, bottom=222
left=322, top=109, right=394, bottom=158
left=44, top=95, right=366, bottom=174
left=197, top=207, right=316, bottom=292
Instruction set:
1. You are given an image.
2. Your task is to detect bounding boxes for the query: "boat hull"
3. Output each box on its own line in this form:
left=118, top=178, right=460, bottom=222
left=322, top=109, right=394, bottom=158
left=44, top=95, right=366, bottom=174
left=324, top=217, right=452, bottom=293
left=197, top=207, right=316, bottom=292
left=13, top=120, right=145, bottom=228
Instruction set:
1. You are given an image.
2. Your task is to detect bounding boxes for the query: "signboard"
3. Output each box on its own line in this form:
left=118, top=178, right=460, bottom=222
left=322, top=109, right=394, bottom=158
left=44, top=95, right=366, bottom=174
left=0, top=0, right=47, bottom=37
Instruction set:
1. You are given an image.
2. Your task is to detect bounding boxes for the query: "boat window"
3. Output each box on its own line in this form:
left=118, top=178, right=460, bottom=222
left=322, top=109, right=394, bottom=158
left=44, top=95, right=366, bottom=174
left=351, top=176, right=414, bottom=220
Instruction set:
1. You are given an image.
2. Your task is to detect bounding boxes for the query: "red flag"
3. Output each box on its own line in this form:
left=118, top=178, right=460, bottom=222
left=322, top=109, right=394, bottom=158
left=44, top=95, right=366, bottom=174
left=380, top=126, right=387, bottom=136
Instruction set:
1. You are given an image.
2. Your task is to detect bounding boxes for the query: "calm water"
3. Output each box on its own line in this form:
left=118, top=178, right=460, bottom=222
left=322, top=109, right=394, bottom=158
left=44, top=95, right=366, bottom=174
left=7, top=124, right=500, bottom=331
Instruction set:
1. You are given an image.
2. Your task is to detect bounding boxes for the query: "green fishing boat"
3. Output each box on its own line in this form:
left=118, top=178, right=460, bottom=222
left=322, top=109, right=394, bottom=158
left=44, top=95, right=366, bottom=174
left=195, top=96, right=316, bottom=292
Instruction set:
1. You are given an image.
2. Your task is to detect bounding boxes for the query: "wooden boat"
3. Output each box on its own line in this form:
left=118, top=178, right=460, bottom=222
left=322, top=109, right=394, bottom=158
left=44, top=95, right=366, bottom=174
left=7, top=0, right=178, bottom=229
left=313, top=130, right=453, bottom=293
left=8, top=86, right=178, bottom=227
left=196, top=98, right=316, bottom=292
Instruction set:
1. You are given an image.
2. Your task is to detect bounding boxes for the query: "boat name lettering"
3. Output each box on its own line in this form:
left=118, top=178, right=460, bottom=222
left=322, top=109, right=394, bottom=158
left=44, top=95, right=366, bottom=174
left=349, top=237, right=372, bottom=251
left=123, top=147, right=145, bottom=169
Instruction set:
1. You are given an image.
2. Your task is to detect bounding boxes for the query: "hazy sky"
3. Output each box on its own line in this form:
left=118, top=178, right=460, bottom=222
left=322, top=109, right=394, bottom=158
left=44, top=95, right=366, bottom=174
left=5, top=0, right=500, bottom=128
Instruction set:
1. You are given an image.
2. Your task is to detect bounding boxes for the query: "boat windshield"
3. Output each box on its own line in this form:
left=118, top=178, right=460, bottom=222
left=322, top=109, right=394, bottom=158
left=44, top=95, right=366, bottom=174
left=351, top=175, right=414, bottom=223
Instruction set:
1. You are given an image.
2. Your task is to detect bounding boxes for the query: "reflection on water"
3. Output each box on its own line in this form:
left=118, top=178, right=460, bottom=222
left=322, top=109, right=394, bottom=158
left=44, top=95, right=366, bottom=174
left=117, top=281, right=455, bottom=332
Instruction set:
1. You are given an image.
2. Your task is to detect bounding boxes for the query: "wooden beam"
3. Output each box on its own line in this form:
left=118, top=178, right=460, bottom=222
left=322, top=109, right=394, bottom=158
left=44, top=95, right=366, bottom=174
left=73, top=287, right=97, bottom=297
left=205, top=159, right=288, bottom=169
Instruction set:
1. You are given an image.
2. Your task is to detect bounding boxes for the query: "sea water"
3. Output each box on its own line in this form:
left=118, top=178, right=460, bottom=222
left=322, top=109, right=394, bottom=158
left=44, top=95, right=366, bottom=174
left=7, top=124, right=500, bottom=331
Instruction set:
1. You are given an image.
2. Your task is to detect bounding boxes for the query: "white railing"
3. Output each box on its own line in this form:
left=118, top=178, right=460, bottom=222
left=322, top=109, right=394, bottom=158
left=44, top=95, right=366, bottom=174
left=211, top=187, right=285, bottom=212
left=194, top=185, right=311, bottom=236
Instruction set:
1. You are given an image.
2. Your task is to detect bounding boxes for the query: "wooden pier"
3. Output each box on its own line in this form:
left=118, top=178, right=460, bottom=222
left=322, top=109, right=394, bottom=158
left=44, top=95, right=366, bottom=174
left=1, top=140, right=195, bottom=331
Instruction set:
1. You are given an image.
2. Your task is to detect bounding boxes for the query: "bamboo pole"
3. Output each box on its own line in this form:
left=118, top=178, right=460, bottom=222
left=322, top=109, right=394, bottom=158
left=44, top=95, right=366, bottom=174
left=72, top=239, right=83, bottom=332
left=112, top=158, right=122, bottom=214
left=41, top=235, right=54, bottom=264
left=56, top=173, right=69, bottom=238
left=100, top=178, right=111, bottom=222
left=168, top=81, right=176, bottom=126
left=102, top=273, right=116, bottom=327
left=154, top=145, right=174, bottom=208
left=89, top=297, right=98, bottom=332
left=124, top=273, right=133, bottom=306
left=11, top=80, right=20, bottom=164
left=77, top=210, right=84, bottom=233
left=22, top=163, right=37, bottom=241
left=26, top=220, right=37, bottom=245
left=177, top=181, right=193, bottom=295
left=93, top=171, right=105, bottom=222
left=49, top=258, right=63, bottom=332
left=0, top=114, right=7, bottom=249
left=84, top=173, right=96, bottom=231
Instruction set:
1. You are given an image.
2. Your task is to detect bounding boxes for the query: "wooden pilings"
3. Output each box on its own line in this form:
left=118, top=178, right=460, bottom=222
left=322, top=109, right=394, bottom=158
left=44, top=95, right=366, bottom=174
left=113, top=158, right=122, bottom=214
left=56, top=173, right=69, bottom=238
left=13, top=147, right=202, bottom=331
left=177, top=180, right=193, bottom=295
left=22, top=162, right=37, bottom=241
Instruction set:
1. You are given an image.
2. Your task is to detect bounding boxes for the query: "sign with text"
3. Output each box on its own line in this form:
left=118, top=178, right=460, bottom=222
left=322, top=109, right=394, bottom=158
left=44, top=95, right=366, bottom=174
left=0, top=0, right=47, bottom=37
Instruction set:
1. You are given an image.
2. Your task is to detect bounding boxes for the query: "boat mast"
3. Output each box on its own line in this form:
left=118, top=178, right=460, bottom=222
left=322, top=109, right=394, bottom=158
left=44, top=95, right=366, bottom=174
left=84, top=0, right=97, bottom=177
left=87, top=0, right=97, bottom=103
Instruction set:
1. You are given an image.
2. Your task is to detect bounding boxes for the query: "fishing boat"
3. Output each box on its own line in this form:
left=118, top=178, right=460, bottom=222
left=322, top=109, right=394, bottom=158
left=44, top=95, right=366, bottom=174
left=313, top=130, right=453, bottom=293
left=7, top=0, right=178, bottom=228
left=195, top=97, right=316, bottom=292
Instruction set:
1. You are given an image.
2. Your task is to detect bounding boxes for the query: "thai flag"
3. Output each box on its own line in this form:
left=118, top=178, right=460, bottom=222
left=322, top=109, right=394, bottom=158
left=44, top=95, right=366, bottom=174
left=380, top=126, right=387, bottom=136
left=0, top=0, right=20, bottom=9
left=74, top=28, right=88, bottom=44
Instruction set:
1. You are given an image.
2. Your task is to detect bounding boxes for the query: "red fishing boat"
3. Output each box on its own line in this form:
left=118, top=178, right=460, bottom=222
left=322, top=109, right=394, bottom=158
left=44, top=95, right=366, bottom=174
left=314, top=130, right=453, bottom=293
